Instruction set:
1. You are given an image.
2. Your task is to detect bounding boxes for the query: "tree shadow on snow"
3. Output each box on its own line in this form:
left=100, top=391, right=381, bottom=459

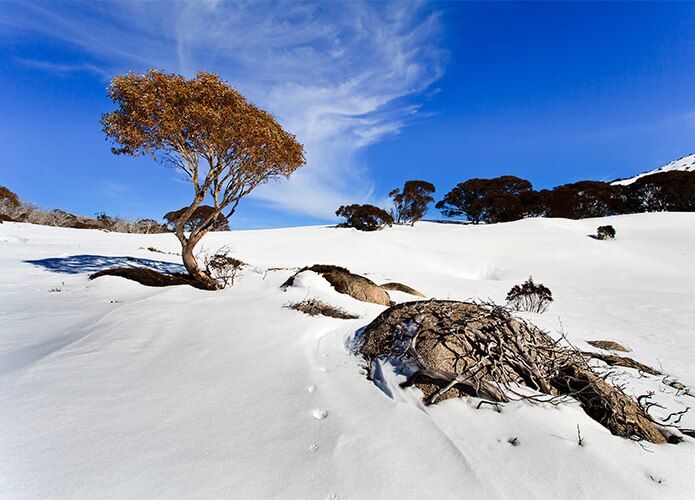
left=25, top=254, right=185, bottom=275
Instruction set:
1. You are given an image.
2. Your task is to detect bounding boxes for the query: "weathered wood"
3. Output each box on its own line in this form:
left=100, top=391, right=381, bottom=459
left=359, top=300, right=671, bottom=444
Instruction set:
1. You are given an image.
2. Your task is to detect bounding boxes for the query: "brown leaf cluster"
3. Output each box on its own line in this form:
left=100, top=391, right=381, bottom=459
left=101, top=70, right=304, bottom=188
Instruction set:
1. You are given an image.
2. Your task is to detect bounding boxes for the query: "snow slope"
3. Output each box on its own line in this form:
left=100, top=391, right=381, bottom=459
left=613, top=154, right=695, bottom=185
left=1, top=213, right=695, bottom=499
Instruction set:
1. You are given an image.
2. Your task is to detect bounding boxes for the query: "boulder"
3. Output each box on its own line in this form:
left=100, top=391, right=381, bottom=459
left=282, top=264, right=390, bottom=306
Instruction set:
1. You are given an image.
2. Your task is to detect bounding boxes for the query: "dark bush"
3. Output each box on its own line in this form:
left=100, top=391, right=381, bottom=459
left=596, top=225, right=616, bottom=240
left=335, top=204, right=393, bottom=231
left=164, top=205, right=231, bottom=232
left=506, top=276, right=553, bottom=313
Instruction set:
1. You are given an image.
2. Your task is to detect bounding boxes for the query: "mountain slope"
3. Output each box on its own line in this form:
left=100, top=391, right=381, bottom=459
left=1, top=214, right=695, bottom=498
left=613, top=154, right=695, bottom=186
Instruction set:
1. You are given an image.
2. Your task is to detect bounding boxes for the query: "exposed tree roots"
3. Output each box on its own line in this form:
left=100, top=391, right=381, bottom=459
left=358, top=300, right=680, bottom=444
left=90, top=268, right=207, bottom=289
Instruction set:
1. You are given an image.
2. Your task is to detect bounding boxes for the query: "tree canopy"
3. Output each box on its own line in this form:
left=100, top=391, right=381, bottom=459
left=389, top=180, right=436, bottom=225
left=436, top=176, right=532, bottom=223
left=336, top=204, right=394, bottom=231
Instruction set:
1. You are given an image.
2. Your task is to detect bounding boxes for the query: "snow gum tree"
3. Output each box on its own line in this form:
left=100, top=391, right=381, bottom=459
left=389, top=180, right=436, bottom=225
left=436, top=176, right=531, bottom=224
left=101, top=70, right=305, bottom=289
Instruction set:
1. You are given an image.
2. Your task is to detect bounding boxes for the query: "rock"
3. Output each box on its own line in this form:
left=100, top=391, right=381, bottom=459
left=380, top=282, right=426, bottom=298
left=587, top=340, right=630, bottom=352
left=282, top=264, right=390, bottom=306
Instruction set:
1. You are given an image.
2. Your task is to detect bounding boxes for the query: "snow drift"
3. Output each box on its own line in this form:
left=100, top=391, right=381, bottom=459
left=1, top=213, right=695, bottom=498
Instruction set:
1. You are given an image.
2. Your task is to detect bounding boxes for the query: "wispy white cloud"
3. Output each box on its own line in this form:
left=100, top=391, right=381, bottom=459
left=1, top=0, right=446, bottom=219
left=16, top=58, right=111, bottom=79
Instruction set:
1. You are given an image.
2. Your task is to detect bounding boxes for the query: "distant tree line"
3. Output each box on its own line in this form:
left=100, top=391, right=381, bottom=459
left=336, top=170, right=695, bottom=229
left=436, top=171, right=695, bottom=224
left=0, top=185, right=235, bottom=234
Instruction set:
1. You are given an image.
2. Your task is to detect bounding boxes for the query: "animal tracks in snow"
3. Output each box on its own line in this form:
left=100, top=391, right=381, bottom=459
left=311, top=408, right=328, bottom=420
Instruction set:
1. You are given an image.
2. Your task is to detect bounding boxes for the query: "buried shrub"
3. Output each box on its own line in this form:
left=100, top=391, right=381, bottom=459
left=286, top=299, right=359, bottom=319
left=201, top=247, right=245, bottom=289
left=358, top=300, right=674, bottom=443
left=335, top=204, right=393, bottom=231
left=506, top=276, right=553, bottom=313
left=596, top=225, right=616, bottom=240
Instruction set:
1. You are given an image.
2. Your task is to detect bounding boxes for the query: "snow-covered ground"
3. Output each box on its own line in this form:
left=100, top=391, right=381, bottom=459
left=613, top=154, right=695, bottom=185
left=1, top=213, right=694, bottom=499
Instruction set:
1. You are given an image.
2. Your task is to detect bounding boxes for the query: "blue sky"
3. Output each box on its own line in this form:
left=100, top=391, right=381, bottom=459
left=1, top=1, right=694, bottom=229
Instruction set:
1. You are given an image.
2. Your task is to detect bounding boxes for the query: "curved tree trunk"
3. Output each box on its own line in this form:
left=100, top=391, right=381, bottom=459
left=181, top=239, right=219, bottom=290
left=174, top=215, right=219, bottom=291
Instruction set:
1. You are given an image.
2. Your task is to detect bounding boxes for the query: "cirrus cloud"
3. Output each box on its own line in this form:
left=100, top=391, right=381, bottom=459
left=1, top=0, right=446, bottom=219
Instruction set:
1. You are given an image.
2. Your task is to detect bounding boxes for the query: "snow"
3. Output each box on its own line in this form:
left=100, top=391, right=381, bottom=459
left=1, top=213, right=695, bottom=498
left=613, top=154, right=695, bottom=185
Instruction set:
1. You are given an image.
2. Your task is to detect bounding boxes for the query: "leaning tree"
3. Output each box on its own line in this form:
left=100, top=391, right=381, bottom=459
left=102, top=70, right=305, bottom=289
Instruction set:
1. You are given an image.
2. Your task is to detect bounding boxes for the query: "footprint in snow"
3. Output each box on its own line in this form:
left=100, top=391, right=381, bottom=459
left=311, top=409, right=328, bottom=420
